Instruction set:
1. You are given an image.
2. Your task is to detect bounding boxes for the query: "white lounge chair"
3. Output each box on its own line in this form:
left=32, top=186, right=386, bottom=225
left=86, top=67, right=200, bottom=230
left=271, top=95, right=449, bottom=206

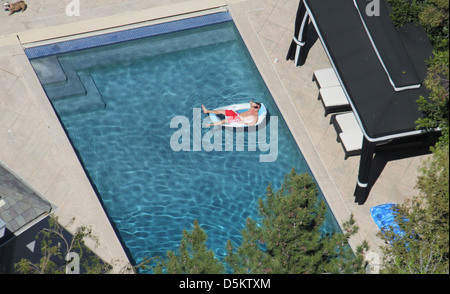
left=332, top=112, right=394, bottom=159
left=318, top=86, right=351, bottom=116
left=312, top=68, right=340, bottom=88
left=338, top=129, right=363, bottom=159
left=330, top=112, right=360, bottom=141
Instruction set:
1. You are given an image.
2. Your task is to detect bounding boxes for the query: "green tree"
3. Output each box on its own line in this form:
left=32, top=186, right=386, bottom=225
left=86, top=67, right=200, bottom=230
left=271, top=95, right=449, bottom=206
left=14, top=216, right=143, bottom=274
left=379, top=144, right=449, bottom=273
left=151, top=219, right=225, bottom=274
left=225, top=169, right=367, bottom=274
left=152, top=170, right=367, bottom=274
left=14, top=217, right=111, bottom=274
left=380, top=0, right=449, bottom=273
left=416, top=48, right=449, bottom=147
left=388, top=0, right=449, bottom=146
left=380, top=0, right=449, bottom=274
left=388, top=0, right=449, bottom=49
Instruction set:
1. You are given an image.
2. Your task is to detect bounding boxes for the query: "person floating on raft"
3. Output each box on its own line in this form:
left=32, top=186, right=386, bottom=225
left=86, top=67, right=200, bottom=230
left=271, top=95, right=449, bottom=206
left=202, top=100, right=262, bottom=127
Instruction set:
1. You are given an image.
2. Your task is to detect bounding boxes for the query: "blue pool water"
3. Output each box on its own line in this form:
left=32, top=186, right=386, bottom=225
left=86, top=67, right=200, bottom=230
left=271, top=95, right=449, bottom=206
left=30, top=18, right=340, bottom=267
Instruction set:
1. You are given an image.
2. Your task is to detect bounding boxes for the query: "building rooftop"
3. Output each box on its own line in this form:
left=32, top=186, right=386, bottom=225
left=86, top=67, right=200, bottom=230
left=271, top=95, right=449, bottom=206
left=0, top=161, right=54, bottom=243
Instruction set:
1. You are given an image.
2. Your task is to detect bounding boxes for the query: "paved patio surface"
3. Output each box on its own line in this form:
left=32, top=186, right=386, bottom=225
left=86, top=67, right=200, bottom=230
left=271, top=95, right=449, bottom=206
left=0, top=0, right=430, bottom=272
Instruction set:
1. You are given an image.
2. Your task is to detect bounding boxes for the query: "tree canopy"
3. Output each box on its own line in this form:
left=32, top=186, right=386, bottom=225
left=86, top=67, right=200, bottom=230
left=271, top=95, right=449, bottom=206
left=378, top=144, right=449, bottom=273
left=151, top=169, right=367, bottom=274
left=379, top=0, right=449, bottom=274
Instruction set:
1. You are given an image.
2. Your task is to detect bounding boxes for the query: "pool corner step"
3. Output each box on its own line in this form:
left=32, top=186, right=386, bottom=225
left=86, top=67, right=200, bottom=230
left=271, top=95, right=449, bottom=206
left=41, top=59, right=86, bottom=100
left=52, top=73, right=106, bottom=116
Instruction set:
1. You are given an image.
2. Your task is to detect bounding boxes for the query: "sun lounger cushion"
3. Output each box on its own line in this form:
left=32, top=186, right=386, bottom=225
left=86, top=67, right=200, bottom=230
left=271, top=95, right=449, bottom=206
left=319, top=86, right=348, bottom=106
left=335, top=112, right=360, bottom=132
left=339, top=129, right=363, bottom=159
left=318, top=86, right=351, bottom=116
left=313, top=68, right=340, bottom=88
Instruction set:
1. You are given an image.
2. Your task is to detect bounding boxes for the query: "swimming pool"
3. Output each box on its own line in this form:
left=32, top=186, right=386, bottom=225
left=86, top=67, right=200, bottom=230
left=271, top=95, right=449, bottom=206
left=27, top=12, right=340, bottom=269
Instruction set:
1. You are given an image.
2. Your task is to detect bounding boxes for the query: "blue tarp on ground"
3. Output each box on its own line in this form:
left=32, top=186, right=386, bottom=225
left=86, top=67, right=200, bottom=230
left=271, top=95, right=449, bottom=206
left=370, top=203, right=406, bottom=238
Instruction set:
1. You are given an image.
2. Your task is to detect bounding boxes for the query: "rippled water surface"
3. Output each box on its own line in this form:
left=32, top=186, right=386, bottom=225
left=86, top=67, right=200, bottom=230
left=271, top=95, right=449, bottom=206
left=48, top=22, right=340, bottom=267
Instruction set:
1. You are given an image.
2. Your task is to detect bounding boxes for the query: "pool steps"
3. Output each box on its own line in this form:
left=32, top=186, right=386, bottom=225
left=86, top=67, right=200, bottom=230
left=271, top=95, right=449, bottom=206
left=41, top=59, right=86, bottom=100
left=29, top=22, right=236, bottom=117
left=52, top=73, right=106, bottom=116
left=30, top=56, right=105, bottom=115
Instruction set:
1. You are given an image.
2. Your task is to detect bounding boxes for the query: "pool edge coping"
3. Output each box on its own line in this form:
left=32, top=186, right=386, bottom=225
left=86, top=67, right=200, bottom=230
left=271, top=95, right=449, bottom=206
left=16, top=0, right=228, bottom=47
left=23, top=11, right=233, bottom=59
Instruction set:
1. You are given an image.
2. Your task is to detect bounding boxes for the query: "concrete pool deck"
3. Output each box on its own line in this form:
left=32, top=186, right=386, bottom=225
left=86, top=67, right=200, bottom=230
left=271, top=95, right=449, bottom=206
left=0, top=0, right=430, bottom=272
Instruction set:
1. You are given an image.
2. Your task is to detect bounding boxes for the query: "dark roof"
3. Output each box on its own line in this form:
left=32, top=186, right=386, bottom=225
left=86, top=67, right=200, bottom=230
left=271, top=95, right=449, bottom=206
left=0, top=161, right=54, bottom=244
left=304, top=0, right=433, bottom=141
